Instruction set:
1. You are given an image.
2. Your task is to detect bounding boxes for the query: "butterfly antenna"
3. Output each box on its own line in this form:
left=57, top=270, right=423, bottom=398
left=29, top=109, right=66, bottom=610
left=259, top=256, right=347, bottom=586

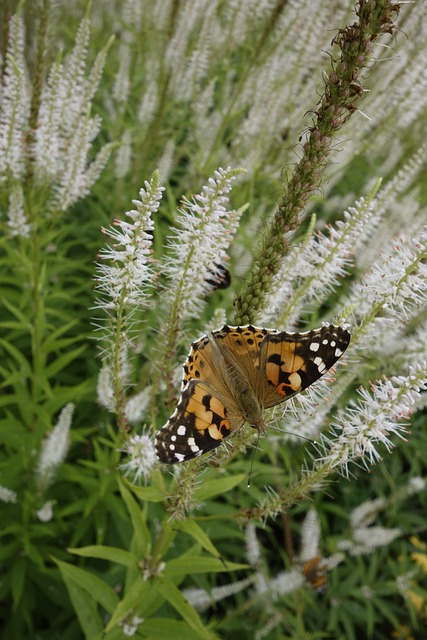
left=247, top=429, right=261, bottom=489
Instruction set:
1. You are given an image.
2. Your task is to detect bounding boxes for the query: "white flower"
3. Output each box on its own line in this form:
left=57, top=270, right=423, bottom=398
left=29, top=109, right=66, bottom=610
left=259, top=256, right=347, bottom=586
left=262, top=194, right=380, bottom=327
left=124, top=388, right=151, bottom=424
left=36, top=404, right=74, bottom=489
left=257, top=569, right=305, bottom=601
left=7, top=183, right=30, bottom=237
left=95, top=173, right=163, bottom=312
left=299, top=509, right=321, bottom=562
left=96, top=366, right=115, bottom=410
left=317, top=362, right=427, bottom=476
left=350, top=497, right=386, bottom=529
left=184, top=577, right=253, bottom=613
left=119, top=614, right=144, bottom=637
left=245, top=523, right=262, bottom=566
left=349, top=226, right=427, bottom=331
left=115, top=129, right=132, bottom=179
left=0, top=485, right=17, bottom=504
left=163, top=166, right=245, bottom=320
left=36, top=501, right=55, bottom=522
left=338, top=526, right=401, bottom=556
left=119, top=434, right=157, bottom=483
left=407, top=477, right=426, bottom=494
left=31, top=17, right=112, bottom=211
left=0, top=14, right=30, bottom=182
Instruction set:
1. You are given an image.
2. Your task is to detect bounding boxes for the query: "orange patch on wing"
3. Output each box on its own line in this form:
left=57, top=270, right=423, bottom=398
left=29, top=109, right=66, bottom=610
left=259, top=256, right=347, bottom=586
left=209, top=395, right=227, bottom=418
left=301, top=556, right=328, bottom=592
left=289, top=353, right=304, bottom=372
left=266, top=361, right=280, bottom=385
left=195, top=414, right=212, bottom=431
left=187, top=385, right=229, bottom=434
left=186, top=392, right=212, bottom=431
left=208, top=422, right=230, bottom=440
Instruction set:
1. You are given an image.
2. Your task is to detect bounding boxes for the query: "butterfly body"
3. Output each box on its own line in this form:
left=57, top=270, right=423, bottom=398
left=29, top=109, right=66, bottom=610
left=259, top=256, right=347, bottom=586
left=155, top=323, right=350, bottom=464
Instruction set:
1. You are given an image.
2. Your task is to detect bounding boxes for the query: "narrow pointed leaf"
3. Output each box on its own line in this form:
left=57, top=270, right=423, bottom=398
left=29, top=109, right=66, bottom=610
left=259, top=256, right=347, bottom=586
left=68, top=545, right=137, bottom=568
left=193, top=474, right=246, bottom=501
left=55, top=559, right=119, bottom=613
left=153, top=578, right=216, bottom=640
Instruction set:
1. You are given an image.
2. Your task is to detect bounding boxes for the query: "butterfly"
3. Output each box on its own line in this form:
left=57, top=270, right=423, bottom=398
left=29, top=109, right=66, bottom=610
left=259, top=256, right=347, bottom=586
left=155, top=323, right=350, bottom=463
left=205, top=262, right=231, bottom=293
left=300, top=556, right=328, bottom=592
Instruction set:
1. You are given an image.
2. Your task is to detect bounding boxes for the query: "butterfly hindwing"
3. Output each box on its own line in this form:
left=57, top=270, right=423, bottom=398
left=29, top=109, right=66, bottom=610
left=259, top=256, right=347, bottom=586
left=155, top=380, right=244, bottom=463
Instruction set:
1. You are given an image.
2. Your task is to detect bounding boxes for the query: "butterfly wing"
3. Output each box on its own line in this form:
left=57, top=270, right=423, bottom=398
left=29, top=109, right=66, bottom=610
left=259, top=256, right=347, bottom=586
left=155, top=380, right=244, bottom=463
left=181, top=325, right=274, bottom=387
left=300, top=556, right=328, bottom=592
left=259, top=324, right=350, bottom=408
left=210, top=324, right=278, bottom=385
left=156, top=330, right=246, bottom=463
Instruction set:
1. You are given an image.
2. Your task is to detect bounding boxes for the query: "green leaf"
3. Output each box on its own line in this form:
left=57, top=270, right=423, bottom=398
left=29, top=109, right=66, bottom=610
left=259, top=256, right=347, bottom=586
left=64, top=574, right=104, bottom=639
left=55, top=559, right=119, bottom=614
left=164, top=556, right=247, bottom=577
left=153, top=578, right=216, bottom=639
left=118, top=478, right=151, bottom=553
left=105, top=579, right=151, bottom=632
left=0, top=338, right=32, bottom=376
left=177, top=519, right=222, bottom=559
left=0, top=296, right=31, bottom=328
left=193, top=474, right=246, bottom=501
left=45, top=344, right=87, bottom=378
left=43, top=318, right=80, bottom=349
left=68, top=545, right=137, bottom=568
left=140, top=618, right=210, bottom=640
left=0, top=540, right=19, bottom=562
left=125, top=481, right=167, bottom=503
left=11, top=556, right=26, bottom=610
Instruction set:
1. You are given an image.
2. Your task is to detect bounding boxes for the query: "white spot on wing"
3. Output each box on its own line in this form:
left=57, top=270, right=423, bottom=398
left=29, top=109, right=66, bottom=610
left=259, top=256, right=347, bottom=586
left=314, top=356, right=327, bottom=373
left=177, top=425, right=186, bottom=436
left=310, top=342, right=320, bottom=352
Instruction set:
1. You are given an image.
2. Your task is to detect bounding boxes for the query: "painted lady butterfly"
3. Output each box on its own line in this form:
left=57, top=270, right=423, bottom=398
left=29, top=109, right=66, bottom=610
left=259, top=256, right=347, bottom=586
left=155, top=324, right=350, bottom=463
left=300, top=556, right=328, bottom=592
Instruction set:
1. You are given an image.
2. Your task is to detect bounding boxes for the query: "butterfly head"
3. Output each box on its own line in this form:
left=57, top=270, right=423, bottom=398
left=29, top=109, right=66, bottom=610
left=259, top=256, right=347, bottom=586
left=248, top=417, right=265, bottom=433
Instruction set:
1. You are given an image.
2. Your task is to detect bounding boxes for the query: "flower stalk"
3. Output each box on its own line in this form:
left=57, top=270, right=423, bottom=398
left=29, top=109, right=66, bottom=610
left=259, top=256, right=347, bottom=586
left=233, top=0, right=401, bottom=324
left=95, top=172, right=163, bottom=430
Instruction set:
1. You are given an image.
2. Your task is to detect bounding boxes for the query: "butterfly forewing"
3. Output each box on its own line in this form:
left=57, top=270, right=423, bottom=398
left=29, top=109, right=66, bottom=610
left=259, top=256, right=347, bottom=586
left=181, top=335, right=217, bottom=388
left=260, top=325, right=351, bottom=408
